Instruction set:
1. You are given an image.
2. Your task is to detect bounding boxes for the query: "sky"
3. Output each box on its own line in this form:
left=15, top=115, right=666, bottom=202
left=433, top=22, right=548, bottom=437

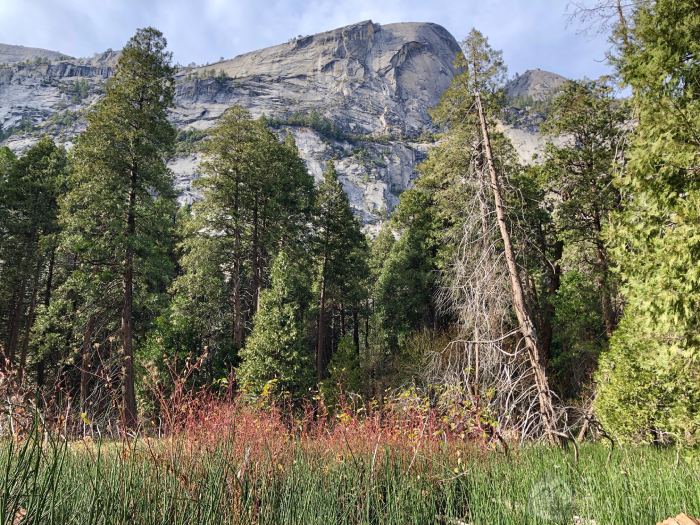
left=0, top=0, right=612, bottom=79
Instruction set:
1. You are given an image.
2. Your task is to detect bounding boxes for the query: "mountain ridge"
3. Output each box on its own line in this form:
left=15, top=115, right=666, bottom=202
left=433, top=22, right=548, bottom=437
left=0, top=21, right=563, bottom=231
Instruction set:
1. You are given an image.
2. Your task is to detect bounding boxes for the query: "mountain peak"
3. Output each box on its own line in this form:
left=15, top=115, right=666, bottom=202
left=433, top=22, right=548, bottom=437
left=505, top=69, right=568, bottom=101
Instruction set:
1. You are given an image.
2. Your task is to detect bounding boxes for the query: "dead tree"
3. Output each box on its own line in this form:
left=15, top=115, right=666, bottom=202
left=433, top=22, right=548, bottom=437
left=474, top=92, right=558, bottom=440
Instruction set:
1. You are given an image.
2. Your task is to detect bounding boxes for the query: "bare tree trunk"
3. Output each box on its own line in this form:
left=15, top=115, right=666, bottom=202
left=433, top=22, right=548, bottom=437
left=616, top=0, right=630, bottom=47
left=576, top=394, right=596, bottom=442
left=121, top=167, right=138, bottom=431
left=475, top=92, right=557, bottom=439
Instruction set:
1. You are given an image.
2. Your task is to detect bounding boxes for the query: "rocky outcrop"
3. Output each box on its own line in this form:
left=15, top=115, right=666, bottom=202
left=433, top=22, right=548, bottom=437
left=0, top=43, right=72, bottom=65
left=166, top=21, right=460, bottom=229
left=183, top=21, right=461, bottom=137
left=500, top=69, right=569, bottom=163
left=0, top=22, right=563, bottom=231
left=505, top=69, right=567, bottom=101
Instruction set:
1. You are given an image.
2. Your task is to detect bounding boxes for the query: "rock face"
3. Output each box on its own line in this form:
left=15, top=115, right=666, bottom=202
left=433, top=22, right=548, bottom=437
left=501, top=69, right=569, bottom=163
left=184, top=21, right=461, bottom=137
left=168, top=21, right=462, bottom=225
left=0, top=21, right=562, bottom=231
left=505, top=69, right=568, bottom=101
left=0, top=43, right=72, bottom=65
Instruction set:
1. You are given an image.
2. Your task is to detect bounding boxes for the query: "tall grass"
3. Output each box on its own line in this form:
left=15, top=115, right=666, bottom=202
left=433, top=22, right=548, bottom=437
left=1, top=412, right=698, bottom=525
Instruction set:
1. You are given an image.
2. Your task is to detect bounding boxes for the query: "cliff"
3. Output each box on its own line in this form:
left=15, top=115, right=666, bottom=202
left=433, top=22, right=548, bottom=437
left=0, top=22, right=562, bottom=231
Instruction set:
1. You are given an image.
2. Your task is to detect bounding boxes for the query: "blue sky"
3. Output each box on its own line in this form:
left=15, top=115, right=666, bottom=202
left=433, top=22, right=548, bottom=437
left=0, top=0, right=612, bottom=79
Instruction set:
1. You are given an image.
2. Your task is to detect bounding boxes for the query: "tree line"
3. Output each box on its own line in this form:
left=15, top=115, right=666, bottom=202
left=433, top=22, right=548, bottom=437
left=0, top=0, right=697, bottom=448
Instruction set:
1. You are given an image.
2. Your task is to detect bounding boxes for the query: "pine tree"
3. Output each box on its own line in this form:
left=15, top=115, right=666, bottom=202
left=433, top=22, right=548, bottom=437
left=425, top=29, right=559, bottom=439
left=313, top=162, right=369, bottom=379
left=542, top=79, right=627, bottom=338
left=56, top=27, right=176, bottom=429
left=0, top=138, right=66, bottom=382
left=166, top=108, right=314, bottom=378
left=596, top=0, right=700, bottom=445
left=373, top=188, right=435, bottom=354
left=236, top=250, right=314, bottom=401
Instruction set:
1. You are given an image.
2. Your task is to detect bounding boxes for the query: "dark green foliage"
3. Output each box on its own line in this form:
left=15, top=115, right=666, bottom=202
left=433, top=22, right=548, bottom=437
left=0, top=138, right=67, bottom=377
left=596, top=0, right=700, bottom=446
left=174, top=128, right=208, bottom=155
left=268, top=110, right=348, bottom=141
left=320, top=334, right=363, bottom=401
left=313, top=162, right=369, bottom=378
left=237, top=250, right=314, bottom=400
left=34, top=27, right=177, bottom=426
left=532, top=79, right=628, bottom=397
left=267, top=110, right=394, bottom=144
left=158, top=107, right=315, bottom=392
left=63, top=78, right=90, bottom=103
left=373, top=191, right=435, bottom=353
left=550, top=272, right=606, bottom=399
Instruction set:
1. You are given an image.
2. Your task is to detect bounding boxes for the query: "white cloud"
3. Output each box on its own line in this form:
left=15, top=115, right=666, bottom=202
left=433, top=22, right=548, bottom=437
left=0, top=0, right=612, bottom=78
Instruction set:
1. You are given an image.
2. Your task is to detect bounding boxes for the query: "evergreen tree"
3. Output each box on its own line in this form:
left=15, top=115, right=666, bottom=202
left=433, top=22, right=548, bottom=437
left=0, top=138, right=67, bottom=382
left=596, top=0, right=700, bottom=445
left=53, top=27, right=176, bottom=429
left=542, top=80, right=627, bottom=338
left=313, top=162, right=369, bottom=379
left=236, top=250, right=314, bottom=401
left=164, top=108, right=314, bottom=381
left=373, top=189, right=436, bottom=354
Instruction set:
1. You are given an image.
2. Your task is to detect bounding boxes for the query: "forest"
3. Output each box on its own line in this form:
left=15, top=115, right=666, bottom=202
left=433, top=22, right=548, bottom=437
left=0, top=1, right=698, bottom=523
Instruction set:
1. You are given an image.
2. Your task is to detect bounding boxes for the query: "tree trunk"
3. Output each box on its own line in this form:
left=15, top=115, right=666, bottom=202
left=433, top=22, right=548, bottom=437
left=352, top=307, right=360, bottom=354
left=316, top=272, right=327, bottom=380
left=364, top=299, right=370, bottom=351
left=4, top=286, right=25, bottom=368
left=316, top=218, right=331, bottom=380
left=616, top=0, right=630, bottom=48
left=44, top=246, right=55, bottom=307
left=121, top=167, right=138, bottom=431
left=539, top=237, right=563, bottom=366
left=475, top=92, right=557, bottom=439
left=474, top=136, right=490, bottom=238
left=80, top=315, right=95, bottom=414
left=232, top=179, right=243, bottom=348
left=36, top=246, right=56, bottom=390
left=595, top=240, right=615, bottom=337
left=251, top=197, right=261, bottom=314
left=597, top=245, right=616, bottom=338
left=340, top=304, right=345, bottom=337
left=593, top=209, right=616, bottom=337
left=17, top=259, right=42, bottom=384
